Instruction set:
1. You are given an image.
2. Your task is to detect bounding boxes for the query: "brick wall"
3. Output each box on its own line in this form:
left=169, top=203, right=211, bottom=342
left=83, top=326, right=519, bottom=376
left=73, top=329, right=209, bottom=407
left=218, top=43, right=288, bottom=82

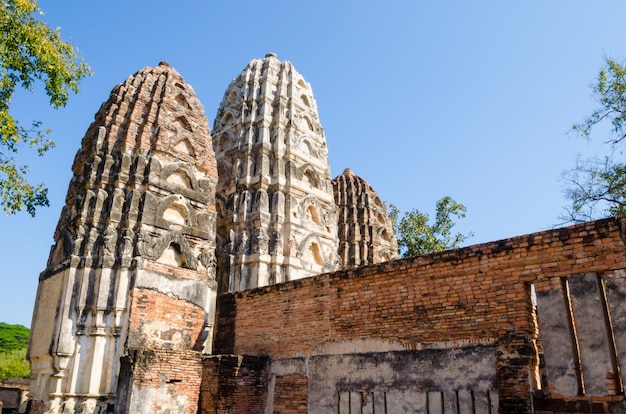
left=208, top=217, right=626, bottom=413
left=122, top=288, right=207, bottom=413
left=129, top=349, right=203, bottom=414
left=200, top=355, right=269, bottom=414
left=218, top=219, right=625, bottom=356
left=272, top=375, right=308, bottom=414
left=128, top=288, right=206, bottom=351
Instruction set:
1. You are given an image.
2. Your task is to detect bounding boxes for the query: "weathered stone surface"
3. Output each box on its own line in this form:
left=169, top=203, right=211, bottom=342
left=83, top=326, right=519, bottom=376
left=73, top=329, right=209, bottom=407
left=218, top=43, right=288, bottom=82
left=569, top=273, right=617, bottom=396
left=535, top=280, right=580, bottom=396
left=212, top=53, right=339, bottom=292
left=333, top=167, right=398, bottom=268
left=605, top=270, right=626, bottom=394
left=307, top=347, right=497, bottom=413
left=28, top=62, right=218, bottom=414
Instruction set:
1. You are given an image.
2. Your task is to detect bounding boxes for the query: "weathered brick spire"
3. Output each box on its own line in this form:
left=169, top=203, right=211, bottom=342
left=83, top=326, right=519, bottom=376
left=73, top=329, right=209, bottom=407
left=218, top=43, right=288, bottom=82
left=333, top=168, right=398, bottom=267
left=29, top=62, right=217, bottom=414
left=212, top=53, right=339, bottom=291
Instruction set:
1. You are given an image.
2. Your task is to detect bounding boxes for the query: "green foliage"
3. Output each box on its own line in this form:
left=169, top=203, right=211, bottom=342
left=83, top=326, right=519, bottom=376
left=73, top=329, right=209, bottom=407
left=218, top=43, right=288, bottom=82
left=0, top=0, right=91, bottom=216
left=0, top=322, right=29, bottom=353
left=564, top=57, right=626, bottom=221
left=0, top=322, right=30, bottom=381
left=389, top=196, right=473, bottom=258
left=572, top=58, right=626, bottom=143
left=0, top=348, right=30, bottom=381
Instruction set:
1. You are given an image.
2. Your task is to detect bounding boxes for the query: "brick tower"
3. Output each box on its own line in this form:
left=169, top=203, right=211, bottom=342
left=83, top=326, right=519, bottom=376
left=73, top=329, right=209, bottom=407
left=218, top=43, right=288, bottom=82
left=28, top=62, right=218, bottom=414
left=212, top=53, right=339, bottom=292
left=333, top=168, right=398, bottom=267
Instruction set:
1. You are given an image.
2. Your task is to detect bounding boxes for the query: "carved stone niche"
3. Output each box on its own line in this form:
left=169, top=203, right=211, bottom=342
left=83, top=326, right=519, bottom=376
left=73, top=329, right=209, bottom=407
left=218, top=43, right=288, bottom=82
left=137, top=230, right=198, bottom=270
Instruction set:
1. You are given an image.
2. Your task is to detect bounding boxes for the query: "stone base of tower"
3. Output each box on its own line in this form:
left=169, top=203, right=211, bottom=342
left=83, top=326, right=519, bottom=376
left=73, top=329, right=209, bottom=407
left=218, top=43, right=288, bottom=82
left=27, top=262, right=217, bottom=414
left=28, top=263, right=132, bottom=414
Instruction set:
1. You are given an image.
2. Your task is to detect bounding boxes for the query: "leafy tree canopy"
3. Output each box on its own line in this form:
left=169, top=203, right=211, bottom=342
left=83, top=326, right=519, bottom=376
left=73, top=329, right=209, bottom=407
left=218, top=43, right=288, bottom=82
left=564, top=57, right=626, bottom=221
left=389, top=196, right=473, bottom=258
left=0, top=322, right=30, bottom=380
left=0, top=0, right=91, bottom=216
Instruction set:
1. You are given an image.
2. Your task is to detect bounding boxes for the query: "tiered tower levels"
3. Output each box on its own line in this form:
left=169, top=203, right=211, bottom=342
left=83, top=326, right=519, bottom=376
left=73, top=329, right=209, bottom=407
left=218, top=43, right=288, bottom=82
left=28, top=62, right=218, bottom=414
left=27, top=56, right=399, bottom=414
left=333, top=168, right=398, bottom=267
left=212, top=53, right=339, bottom=291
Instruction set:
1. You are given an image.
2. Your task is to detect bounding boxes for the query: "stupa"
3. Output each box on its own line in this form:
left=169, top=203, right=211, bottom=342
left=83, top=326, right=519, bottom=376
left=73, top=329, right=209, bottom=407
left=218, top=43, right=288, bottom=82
left=333, top=168, right=398, bottom=267
left=211, top=53, right=339, bottom=292
left=28, top=62, right=218, bottom=414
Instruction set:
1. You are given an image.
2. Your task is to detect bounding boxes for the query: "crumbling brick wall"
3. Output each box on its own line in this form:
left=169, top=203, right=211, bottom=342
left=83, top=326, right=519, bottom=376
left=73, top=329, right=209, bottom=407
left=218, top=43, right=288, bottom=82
left=206, top=217, right=626, bottom=413
left=200, top=355, right=269, bottom=414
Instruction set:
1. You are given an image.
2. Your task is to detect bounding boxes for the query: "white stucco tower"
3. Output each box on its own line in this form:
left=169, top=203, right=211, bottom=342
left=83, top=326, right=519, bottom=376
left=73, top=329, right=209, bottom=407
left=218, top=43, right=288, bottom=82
left=212, top=53, right=339, bottom=292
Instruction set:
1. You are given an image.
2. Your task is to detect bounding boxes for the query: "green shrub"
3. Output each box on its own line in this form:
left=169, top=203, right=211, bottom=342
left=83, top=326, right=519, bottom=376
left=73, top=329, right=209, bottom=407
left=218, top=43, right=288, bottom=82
left=0, top=322, right=31, bottom=380
left=0, top=348, right=30, bottom=381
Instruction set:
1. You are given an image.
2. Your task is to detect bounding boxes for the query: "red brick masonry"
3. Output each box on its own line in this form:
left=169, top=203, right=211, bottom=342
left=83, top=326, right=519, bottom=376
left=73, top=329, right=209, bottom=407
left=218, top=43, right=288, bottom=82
left=205, top=217, right=626, bottom=413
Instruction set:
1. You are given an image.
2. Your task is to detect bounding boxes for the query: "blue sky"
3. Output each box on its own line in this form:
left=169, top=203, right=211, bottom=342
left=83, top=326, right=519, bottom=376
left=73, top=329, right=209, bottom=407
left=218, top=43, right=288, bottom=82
left=1, top=1, right=624, bottom=327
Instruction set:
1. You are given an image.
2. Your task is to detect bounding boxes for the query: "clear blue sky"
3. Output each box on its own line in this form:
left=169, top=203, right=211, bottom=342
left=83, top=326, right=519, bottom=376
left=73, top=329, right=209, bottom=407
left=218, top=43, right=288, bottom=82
left=1, top=1, right=624, bottom=327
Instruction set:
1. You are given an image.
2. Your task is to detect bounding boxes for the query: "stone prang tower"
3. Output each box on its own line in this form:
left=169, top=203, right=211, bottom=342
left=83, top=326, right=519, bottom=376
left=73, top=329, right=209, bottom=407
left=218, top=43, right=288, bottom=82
left=212, top=53, right=339, bottom=292
left=28, top=63, right=218, bottom=414
left=333, top=168, right=398, bottom=267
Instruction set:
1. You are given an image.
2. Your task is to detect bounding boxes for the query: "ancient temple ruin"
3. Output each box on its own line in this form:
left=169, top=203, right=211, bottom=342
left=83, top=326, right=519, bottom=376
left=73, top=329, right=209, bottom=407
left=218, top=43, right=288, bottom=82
left=26, top=55, right=626, bottom=414
left=212, top=53, right=339, bottom=292
left=333, top=168, right=398, bottom=267
left=28, top=62, right=218, bottom=413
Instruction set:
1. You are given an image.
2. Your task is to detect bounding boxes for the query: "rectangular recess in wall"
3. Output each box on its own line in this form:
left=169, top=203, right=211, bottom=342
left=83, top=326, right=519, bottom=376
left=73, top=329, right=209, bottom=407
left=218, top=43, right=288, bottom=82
left=562, top=277, right=585, bottom=395
left=526, top=282, right=542, bottom=392
left=568, top=273, right=618, bottom=395
left=534, top=278, right=581, bottom=396
left=604, top=271, right=626, bottom=395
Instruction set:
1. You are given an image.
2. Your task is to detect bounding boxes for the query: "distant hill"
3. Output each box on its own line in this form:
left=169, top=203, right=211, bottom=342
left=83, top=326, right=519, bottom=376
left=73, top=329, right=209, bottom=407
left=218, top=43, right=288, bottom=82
left=0, top=322, right=30, bottom=381
left=0, top=322, right=30, bottom=354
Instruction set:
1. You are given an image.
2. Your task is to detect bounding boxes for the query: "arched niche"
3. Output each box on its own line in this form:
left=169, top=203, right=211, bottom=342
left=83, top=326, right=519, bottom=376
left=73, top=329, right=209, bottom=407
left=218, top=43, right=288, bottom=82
left=166, top=170, right=192, bottom=189
left=300, top=94, right=311, bottom=108
left=175, top=94, right=192, bottom=110
left=301, top=138, right=315, bottom=156
left=217, top=159, right=232, bottom=182
left=162, top=163, right=198, bottom=190
left=303, top=241, right=323, bottom=266
left=157, top=242, right=188, bottom=268
left=158, top=195, right=194, bottom=227
left=380, top=228, right=391, bottom=242
left=377, top=213, right=386, bottom=224
left=163, top=203, right=188, bottom=226
left=302, top=169, right=318, bottom=189
left=173, top=138, right=196, bottom=157
left=305, top=204, right=321, bottom=225
left=220, top=112, right=234, bottom=128
left=298, top=163, right=321, bottom=188
left=175, top=116, right=193, bottom=132
left=303, top=116, right=314, bottom=131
